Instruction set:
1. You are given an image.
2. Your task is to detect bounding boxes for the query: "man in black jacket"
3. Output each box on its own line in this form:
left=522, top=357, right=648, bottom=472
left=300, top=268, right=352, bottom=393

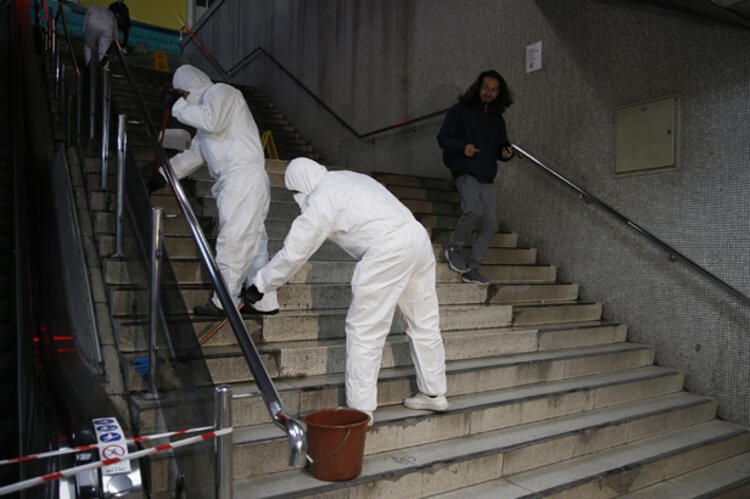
left=437, top=70, right=514, bottom=285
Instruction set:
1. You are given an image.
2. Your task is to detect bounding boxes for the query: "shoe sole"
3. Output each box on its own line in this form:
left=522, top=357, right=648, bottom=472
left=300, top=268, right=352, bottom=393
left=242, top=308, right=280, bottom=316
left=403, top=398, right=450, bottom=412
left=462, top=277, right=489, bottom=286
left=443, top=249, right=470, bottom=274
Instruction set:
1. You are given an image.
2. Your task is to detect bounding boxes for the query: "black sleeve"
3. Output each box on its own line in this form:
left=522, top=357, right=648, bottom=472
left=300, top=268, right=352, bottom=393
left=437, top=105, right=467, bottom=153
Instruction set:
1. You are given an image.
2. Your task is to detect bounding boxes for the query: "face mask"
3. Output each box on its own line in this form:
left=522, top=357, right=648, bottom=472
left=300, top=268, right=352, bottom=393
left=293, top=192, right=308, bottom=210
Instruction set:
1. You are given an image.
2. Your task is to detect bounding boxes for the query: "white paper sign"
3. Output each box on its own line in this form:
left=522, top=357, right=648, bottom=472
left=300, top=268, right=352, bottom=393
left=92, top=417, right=132, bottom=475
left=526, top=41, right=543, bottom=73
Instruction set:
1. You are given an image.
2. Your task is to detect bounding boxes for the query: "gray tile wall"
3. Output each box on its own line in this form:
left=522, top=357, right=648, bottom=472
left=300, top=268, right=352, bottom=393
left=184, top=0, right=750, bottom=425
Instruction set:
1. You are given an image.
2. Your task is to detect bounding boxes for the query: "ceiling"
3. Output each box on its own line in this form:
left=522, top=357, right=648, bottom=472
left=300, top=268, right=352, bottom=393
left=640, top=0, right=750, bottom=29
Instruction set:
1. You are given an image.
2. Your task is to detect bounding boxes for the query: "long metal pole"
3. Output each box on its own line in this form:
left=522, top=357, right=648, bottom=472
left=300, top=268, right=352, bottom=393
left=76, top=75, right=83, bottom=144
left=100, top=65, right=111, bottom=189
left=214, top=385, right=233, bottom=499
left=59, top=63, right=67, bottom=136
left=113, top=114, right=127, bottom=257
left=89, top=60, right=97, bottom=143
left=146, top=208, right=163, bottom=399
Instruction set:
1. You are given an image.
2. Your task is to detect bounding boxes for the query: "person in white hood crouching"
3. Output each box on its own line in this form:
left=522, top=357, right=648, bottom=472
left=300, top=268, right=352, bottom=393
left=165, top=64, right=279, bottom=316
left=246, top=158, right=449, bottom=424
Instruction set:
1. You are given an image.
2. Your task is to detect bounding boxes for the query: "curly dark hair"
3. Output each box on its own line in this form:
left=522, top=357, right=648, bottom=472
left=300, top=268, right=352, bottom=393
left=458, top=70, right=513, bottom=114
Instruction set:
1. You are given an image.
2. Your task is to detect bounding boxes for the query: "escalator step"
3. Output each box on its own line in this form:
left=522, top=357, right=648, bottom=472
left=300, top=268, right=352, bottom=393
left=0, top=325, right=11, bottom=349
left=0, top=300, right=9, bottom=322
left=0, top=255, right=10, bottom=274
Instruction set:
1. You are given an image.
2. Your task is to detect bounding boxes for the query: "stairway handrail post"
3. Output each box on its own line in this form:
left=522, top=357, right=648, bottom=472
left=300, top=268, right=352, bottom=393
left=100, top=64, right=111, bottom=190
left=146, top=207, right=163, bottom=399
left=88, top=59, right=98, bottom=143
left=113, top=114, right=127, bottom=257
left=214, top=385, right=233, bottom=499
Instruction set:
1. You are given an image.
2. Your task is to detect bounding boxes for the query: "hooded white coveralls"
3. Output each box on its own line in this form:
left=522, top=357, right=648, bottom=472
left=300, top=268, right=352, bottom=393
left=82, top=6, right=117, bottom=66
left=169, top=65, right=278, bottom=312
left=253, top=158, right=447, bottom=412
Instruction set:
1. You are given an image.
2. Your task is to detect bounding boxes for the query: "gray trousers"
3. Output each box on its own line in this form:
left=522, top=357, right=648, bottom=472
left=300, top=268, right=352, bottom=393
left=449, top=174, right=496, bottom=269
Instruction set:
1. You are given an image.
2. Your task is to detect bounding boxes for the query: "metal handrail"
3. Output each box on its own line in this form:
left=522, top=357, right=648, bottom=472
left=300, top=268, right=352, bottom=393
left=181, top=24, right=449, bottom=139
left=108, top=41, right=306, bottom=465
left=513, top=144, right=750, bottom=307
left=55, top=1, right=79, bottom=77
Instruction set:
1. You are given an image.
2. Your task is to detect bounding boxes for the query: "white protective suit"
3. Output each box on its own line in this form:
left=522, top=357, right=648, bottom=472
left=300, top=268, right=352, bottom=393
left=169, top=65, right=278, bottom=312
left=82, top=6, right=117, bottom=66
left=254, top=158, right=447, bottom=412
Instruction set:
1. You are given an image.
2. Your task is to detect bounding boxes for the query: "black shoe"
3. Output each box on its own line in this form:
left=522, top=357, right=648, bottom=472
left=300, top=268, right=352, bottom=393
left=462, top=269, right=489, bottom=286
left=240, top=301, right=279, bottom=316
left=444, top=247, right=470, bottom=274
left=193, top=300, right=225, bottom=316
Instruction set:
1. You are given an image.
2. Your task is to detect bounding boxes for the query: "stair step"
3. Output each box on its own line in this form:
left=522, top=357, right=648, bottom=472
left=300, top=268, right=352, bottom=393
left=382, top=183, right=460, bottom=203
left=434, top=422, right=750, bottom=498
left=110, top=281, right=493, bottom=315
left=618, top=450, right=750, bottom=498
left=202, top=328, right=646, bottom=384
left=224, top=351, right=660, bottom=428
left=233, top=392, right=723, bottom=492
left=373, top=172, right=453, bottom=192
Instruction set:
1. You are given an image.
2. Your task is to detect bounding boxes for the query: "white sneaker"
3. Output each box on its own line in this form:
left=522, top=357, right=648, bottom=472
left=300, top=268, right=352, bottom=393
left=403, top=393, right=449, bottom=412
left=364, top=411, right=373, bottom=427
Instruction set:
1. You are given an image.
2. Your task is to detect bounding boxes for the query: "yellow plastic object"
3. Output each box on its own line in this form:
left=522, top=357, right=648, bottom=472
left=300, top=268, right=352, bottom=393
left=262, top=130, right=279, bottom=159
left=153, top=50, right=169, bottom=72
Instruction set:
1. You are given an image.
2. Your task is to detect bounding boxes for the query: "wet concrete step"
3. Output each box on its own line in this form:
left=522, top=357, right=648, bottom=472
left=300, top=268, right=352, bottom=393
left=232, top=392, right=720, bottom=491
left=618, top=450, right=750, bottom=498
left=434, top=421, right=750, bottom=499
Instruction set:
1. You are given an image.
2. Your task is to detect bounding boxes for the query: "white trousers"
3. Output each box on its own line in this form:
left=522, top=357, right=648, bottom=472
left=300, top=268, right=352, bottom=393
left=345, top=221, right=447, bottom=412
left=210, top=169, right=279, bottom=311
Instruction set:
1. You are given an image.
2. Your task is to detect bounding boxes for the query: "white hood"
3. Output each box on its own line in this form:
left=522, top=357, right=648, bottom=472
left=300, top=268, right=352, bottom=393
left=172, top=64, right=213, bottom=104
left=285, top=158, right=328, bottom=208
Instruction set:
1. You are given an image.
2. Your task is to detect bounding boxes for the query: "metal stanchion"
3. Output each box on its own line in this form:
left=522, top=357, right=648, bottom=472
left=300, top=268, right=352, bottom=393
left=59, top=63, right=67, bottom=136
left=89, top=60, right=98, bottom=143
left=54, top=20, right=61, bottom=99
left=214, top=385, right=233, bottom=499
left=100, top=65, right=111, bottom=189
left=113, top=114, right=127, bottom=257
left=76, top=75, right=83, bottom=144
left=146, top=208, right=163, bottom=400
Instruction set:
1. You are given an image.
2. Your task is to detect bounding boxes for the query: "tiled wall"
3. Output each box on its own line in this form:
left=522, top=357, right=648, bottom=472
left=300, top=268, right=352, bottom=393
left=186, top=0, right=750, bottom=425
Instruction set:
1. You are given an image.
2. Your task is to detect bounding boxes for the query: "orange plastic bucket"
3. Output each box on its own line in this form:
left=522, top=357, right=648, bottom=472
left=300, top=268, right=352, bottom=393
left=304, top=408, right=369, bottom=481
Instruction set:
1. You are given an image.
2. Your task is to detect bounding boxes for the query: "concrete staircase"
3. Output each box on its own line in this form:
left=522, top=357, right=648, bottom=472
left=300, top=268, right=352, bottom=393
left=115, top=159, right=750, bottom=496
left=48, top=52, right=750, bottom=496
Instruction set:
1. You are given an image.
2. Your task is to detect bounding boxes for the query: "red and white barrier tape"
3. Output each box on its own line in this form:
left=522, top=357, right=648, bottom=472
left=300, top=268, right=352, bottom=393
left=0, top=427, right=232, bottom=496
left=0, top=425, right=214, bottom=466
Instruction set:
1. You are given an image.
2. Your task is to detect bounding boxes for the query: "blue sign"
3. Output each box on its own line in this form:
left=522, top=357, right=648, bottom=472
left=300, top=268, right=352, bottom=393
left=99, top=432, right=123, bottom=443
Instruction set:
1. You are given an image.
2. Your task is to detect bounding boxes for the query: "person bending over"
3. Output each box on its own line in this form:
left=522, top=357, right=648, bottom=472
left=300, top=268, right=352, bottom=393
left=247, top=158, right=449, bottom=425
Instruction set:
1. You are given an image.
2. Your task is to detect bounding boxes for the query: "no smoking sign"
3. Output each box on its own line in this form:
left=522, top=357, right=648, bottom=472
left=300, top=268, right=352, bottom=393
left=101, top=444, right=127, bottom=460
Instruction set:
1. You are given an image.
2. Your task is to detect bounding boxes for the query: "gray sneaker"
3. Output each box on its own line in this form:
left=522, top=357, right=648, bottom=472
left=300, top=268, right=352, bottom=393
left=443, top=247, right=470, bottom=274
left=462, top=269, right=489, bottom=286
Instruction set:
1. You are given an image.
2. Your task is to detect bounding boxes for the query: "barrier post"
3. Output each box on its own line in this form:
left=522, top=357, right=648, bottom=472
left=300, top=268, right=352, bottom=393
left=89, top=59, right=98, bottom=143
left=76, top=74, right=83, bottom=144
left=113, top=114, right=127, bottom=257
left=146, top=208, right=163, bottom=399
left=100, top=65, right=112, bottom=189
left=214, top=385, right=233, bottom=499
left=59, top=63, right=67, bottom=136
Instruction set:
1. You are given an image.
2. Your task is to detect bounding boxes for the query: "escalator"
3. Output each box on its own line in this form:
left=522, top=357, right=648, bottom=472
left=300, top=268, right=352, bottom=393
left=1, top=1, right=145, bottom=496
left=0, top=0, right=19, bottom=489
